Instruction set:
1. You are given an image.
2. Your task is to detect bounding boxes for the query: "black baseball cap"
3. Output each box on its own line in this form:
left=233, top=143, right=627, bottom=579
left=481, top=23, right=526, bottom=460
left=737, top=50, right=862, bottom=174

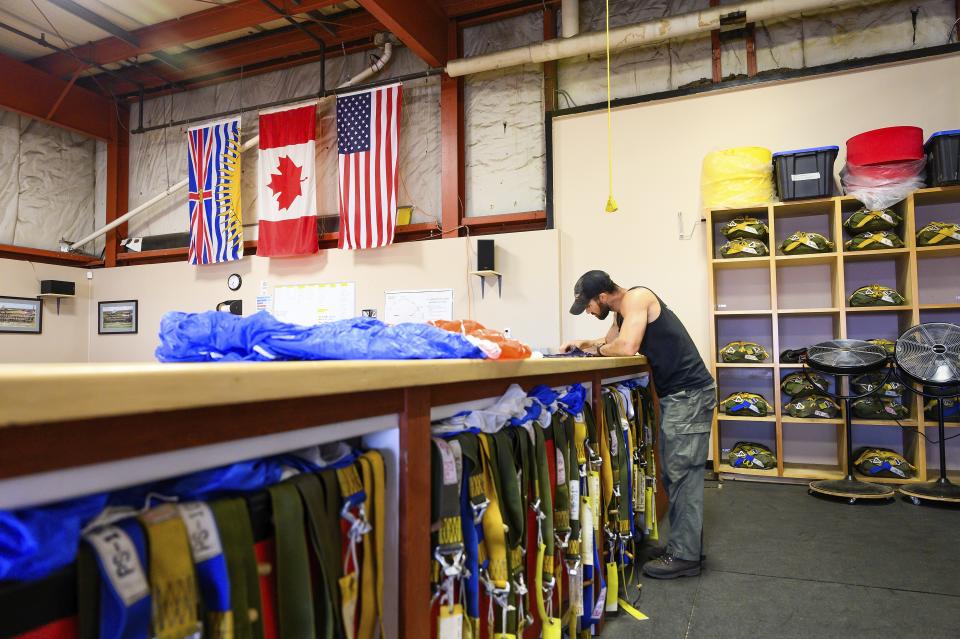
left=569, top=270, right=615, bottom=315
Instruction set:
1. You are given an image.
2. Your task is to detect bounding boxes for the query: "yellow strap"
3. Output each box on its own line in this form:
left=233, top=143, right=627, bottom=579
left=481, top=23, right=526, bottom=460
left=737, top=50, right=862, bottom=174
left=535, top=542, right=562, bottom=634
left=617, top=598, right=649, bottom=621
left=598, top=399, right=614, bottom=516
left=339, top=574, right=358, bottom=639
left=139, top=504, right=199, bottom=639
left=357, top=453, right=385, bottom=639
left=603, top=0, right=617, bottom=213
left=478, top=435, right=509, bottom=588
left=605, top=562, right=619, bottom=612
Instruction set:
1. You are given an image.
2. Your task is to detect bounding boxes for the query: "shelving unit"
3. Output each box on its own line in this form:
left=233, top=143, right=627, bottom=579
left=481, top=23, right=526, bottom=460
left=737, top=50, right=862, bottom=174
left=707, top=185, right=960, bottom=483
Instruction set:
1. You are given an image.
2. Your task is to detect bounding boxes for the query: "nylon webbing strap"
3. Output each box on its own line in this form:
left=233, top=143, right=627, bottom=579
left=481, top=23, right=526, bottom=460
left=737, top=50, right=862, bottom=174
left=83, top=518, right=151, bottom=639
left=139, top=504, right=199, bottom=639
left=531, top=420, right=560, bottom=631
left=177, top=501, right=233, bottom=639
left=267, top=482, right=316, bottom=639
left=210, top=498, right=264, bottom=639
left=293, top=472, right=341, bottom=639
left=489, top=429, right=526, bottom=635
left=77, top=542, right=101, bottom=639
left=357, top=452, right=385, bottom=639
left=454, top=434, right=489, bottom=638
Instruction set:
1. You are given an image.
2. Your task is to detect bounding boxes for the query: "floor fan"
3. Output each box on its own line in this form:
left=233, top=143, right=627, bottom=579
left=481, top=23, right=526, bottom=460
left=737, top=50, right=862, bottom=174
left=804, top=339, right=896, bottom=502
left=894, top=323, right=960, bottom=504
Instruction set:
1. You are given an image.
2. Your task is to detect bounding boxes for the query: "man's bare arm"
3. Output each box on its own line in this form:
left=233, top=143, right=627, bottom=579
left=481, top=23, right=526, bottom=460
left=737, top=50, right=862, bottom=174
left=598, top=290, right=653, bottom=356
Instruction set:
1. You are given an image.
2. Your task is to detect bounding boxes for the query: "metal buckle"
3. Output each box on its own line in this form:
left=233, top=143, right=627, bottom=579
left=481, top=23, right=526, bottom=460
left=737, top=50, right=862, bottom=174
left=471, top=496, right=490, bottom=524
left=565, top=556, right=581, bottom=576
left=555, top=529, right=571, bottom=549
left=434, top=546, right=466, bottom=578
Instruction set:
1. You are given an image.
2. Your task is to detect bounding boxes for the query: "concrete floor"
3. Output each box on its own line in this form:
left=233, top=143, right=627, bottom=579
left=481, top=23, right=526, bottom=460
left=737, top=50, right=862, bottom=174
left=604, top=480, right=960, bottom=638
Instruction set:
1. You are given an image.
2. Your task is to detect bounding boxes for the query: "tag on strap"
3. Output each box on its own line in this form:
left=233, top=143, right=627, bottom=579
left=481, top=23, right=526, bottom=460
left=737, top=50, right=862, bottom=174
left=438, top=603, right=464, bottom=639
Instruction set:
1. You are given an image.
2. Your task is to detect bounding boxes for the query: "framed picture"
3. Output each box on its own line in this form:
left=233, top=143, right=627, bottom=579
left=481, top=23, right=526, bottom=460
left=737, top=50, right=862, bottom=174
left=0, top=296, right=42, bottom=334
left=98, top=300, right=138, bottom=335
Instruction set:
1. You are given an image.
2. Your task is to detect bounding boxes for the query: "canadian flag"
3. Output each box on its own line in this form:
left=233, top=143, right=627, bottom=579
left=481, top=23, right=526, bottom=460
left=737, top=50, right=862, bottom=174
left=257, top=103, right=318, bottom=256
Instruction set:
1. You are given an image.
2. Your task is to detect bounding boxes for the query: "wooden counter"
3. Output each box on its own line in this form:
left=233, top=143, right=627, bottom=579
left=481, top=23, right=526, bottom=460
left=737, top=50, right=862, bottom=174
left=0, top=355, right=650, bottom=638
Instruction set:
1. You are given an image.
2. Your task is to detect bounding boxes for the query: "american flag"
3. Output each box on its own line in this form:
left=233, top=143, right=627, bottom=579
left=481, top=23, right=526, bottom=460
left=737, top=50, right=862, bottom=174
left=337, top=83, right=403, bottom=250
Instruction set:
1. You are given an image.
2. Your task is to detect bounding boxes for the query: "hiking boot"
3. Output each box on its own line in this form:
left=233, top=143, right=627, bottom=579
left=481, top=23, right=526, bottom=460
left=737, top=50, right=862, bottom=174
left=642, top=553, right=701, bottom=579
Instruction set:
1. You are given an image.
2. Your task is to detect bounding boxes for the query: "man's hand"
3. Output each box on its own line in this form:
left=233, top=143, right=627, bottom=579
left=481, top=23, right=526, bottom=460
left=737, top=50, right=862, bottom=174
left=559, top=338, right=601, bottom=353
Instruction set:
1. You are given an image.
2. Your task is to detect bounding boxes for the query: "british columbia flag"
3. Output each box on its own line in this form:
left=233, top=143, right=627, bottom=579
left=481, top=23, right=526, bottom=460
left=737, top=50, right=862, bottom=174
left=187, top=117, right=243, bottom=264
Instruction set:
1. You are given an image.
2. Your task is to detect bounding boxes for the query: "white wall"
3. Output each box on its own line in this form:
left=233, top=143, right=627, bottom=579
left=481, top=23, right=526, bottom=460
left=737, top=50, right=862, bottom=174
left=0, top=258, right=91, bottom=362
left=86, top=230, right=561, bottom=362
left=553, top=53, right=960, bottom=361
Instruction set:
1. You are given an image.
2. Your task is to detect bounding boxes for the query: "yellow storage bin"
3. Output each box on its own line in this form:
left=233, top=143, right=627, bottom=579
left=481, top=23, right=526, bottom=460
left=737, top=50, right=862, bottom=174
left=701, top=146, right=775, bottom=209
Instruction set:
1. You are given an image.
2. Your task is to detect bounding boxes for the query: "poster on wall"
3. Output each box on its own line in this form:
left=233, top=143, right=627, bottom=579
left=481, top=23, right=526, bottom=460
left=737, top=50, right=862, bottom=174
left=98, top=300, right=139, bottom=335
left=273, top=282, right=356, bottom=326
left=0, top=296, right=42, bottom=334
left=384, top=289, right=454, bottom=325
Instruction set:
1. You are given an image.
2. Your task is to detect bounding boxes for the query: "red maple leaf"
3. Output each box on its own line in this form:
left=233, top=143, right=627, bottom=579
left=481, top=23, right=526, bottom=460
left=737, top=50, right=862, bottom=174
left=267, top=155, right=306, bottom=211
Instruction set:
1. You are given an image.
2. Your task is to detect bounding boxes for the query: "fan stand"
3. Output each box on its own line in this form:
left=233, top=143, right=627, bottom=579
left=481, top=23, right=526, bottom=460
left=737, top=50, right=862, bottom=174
left=808, top=390, right=896, bottom=503
left=900, top=397, right=960, bottom=504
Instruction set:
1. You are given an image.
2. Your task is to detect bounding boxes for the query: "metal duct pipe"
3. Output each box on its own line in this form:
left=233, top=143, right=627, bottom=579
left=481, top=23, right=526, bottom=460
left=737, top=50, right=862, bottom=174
left=446, top=0, right=891, bottom=77
left=68, top=42, right=398, bottom=253
left=561, top=0, right=579, bottom=38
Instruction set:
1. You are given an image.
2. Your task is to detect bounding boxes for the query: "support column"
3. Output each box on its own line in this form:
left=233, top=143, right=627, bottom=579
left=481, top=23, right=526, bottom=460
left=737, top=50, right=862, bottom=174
left=543, top=6, right=558, bottom=113
left=105, top=104, right=129, bottom=267
left=398, top=387, right=432, bottom=637
left=440, top=22, right=465, bottom=237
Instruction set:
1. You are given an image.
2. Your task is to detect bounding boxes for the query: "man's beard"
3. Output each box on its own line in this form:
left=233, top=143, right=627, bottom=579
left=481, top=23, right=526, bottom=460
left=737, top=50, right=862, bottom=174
left=595, top=303, right=611, bottom=320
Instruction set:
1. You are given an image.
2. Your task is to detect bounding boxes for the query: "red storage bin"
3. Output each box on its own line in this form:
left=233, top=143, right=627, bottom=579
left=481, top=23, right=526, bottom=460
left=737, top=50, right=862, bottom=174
left=846, top=126, right=923, bottom=166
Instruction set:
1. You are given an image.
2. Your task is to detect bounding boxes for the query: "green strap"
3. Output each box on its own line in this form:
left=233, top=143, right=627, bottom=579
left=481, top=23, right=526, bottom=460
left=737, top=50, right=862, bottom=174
left=76, top=542, right=100, bottom=639
left=293, top=472, right=342, bottom=639
left=267, top=482, right=316, bottom=639
left=533, top=422, right=555, bottom=561
left=551, top=413, right=571, bottom=543
left=210, top=498, right=265, bottom=639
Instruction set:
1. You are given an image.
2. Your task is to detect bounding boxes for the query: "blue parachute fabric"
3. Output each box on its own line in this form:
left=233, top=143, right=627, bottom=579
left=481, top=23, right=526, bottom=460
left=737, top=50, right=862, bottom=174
left=0, top=493, right=108, bottom=582
left=558, top=384, right=586, bottom=415
left=509, top=400, right=541, bottom=427
left=528, top=385, right=560, bottom=410
left=156, top=311, right=485, bottom=362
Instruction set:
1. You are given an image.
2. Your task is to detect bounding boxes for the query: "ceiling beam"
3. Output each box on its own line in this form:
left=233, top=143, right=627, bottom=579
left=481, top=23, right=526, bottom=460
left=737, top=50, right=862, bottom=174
left=0, top=50, right=113, bottom=140
left=29, top=0, right=343, bottom=79
left=355, top=0, right=448, bottom=66
left=48, top=0, right=139, bottom=46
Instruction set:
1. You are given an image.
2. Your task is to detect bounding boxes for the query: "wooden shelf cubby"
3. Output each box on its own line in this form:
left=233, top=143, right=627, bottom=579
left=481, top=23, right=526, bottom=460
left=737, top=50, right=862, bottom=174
left=707, top=185, right=960, bottom=483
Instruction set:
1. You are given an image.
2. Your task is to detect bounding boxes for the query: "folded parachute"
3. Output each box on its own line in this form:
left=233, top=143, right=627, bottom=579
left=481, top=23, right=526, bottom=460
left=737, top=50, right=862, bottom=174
left=156, top=311, right=486, bottom=362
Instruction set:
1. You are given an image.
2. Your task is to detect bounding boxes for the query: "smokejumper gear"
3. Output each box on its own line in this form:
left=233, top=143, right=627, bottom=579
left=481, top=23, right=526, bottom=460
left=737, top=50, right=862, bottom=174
left=783, top=394, right=840, bottom=419
left=851, top=373, right=905, bottom=397
left=779, top=232, right=834, bottom=255
left=868, top=338, right=896, bottom=355
left=719, top=341, right=769, bottom=363
left=727, top=442, right=777, bottom=470
left=720, top=392, right=770, bottom=417
left=853, top=447, right=915, bottom=479
left=719, top=239, right=769, bottom=258
left=851, top=396, right=910, bottom=420
left=844, top=230, right=904, bottom=251
left=780, top=372, right=828, bottom=398
left=569, top=270, right=617, bottom=315
left=848, top=285, right=905, bottom=307
left=779, top=348, right=807, bottom=364
left=843, top=208, right=902, bottom=233
left=721, top=217, right=769, bottom=241
left=916, top=221, right=960, bottom=246
left=925, top=397, right=960, bottom=422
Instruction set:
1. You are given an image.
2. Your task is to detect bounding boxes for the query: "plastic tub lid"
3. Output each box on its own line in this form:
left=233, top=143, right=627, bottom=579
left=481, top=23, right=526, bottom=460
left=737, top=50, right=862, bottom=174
left=924, top=129, right=960, bottom=146
left=772, top=146, right=839, bottom=158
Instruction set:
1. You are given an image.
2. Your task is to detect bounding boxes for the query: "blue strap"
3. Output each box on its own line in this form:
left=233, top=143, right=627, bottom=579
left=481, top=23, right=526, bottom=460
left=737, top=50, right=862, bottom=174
left=87, top=518, right=152, bottom=639
left=868, top=461, right=892, bottom=475
left=178, top=502, right=231, bottom=616
left=459, top=455, right=483, bottom=620
left=730, top=399, right=751, bottom=413
left=558, top=384, right=586, bottom=416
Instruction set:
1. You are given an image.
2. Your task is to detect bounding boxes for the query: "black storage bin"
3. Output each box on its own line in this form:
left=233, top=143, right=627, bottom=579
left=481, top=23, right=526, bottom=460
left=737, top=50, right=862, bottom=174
left=772, top=146, right=839, bottom=201
left=925, top=129, right=960, bottom=186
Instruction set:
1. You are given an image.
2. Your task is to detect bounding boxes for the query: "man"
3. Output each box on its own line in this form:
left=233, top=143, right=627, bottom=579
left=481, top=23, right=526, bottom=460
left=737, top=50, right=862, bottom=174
left=561, top=270, right=716, bottom=579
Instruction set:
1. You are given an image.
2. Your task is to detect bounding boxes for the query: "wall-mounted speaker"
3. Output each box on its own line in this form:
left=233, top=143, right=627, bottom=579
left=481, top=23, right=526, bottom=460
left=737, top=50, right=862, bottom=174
left=477, top=239, right=495, bottom=272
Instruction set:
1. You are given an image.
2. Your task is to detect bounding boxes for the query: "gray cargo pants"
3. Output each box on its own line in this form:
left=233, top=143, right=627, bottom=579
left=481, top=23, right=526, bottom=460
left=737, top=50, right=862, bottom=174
left=658, top=383, right=718, bottom=562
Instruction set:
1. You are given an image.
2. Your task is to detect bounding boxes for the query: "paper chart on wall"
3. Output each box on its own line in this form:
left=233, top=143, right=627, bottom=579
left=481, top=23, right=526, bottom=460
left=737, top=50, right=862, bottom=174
left=384, top=289, right=454, bottom=325
left=273, top=282, right=356, bottom=326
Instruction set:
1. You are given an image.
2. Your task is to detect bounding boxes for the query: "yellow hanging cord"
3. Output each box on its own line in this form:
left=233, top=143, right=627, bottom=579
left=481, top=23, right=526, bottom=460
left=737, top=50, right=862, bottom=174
left=604, top=0, right=618, bottom=213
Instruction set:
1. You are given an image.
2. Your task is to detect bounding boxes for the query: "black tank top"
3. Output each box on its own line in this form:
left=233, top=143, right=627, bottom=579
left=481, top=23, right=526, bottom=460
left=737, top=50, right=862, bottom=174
left=616, top=287, right=713, bottom=397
